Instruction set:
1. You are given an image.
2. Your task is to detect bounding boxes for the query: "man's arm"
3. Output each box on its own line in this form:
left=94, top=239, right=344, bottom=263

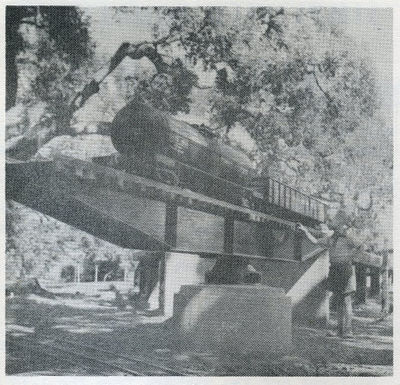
left=296, top=223, right=333, bottom=246
left=345, top=228, right=365, bottom=249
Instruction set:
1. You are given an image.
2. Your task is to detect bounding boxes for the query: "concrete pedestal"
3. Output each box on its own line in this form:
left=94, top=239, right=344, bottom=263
left=172, top=284, right=292, bottom=354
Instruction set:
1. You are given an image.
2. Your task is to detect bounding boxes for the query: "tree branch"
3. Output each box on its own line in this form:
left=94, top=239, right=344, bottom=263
left=16, top=58, right=41, bottom=68
left=20, top=20, right=45, bottom=28
left=194, top=84, right=213, bottom=89
left=153, top=32, right=180, bottom=47
left=311, top=69, right=332, bottom=102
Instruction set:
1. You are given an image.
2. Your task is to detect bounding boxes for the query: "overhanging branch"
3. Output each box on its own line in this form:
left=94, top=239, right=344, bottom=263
left=312, top=70, right=333, bottom=102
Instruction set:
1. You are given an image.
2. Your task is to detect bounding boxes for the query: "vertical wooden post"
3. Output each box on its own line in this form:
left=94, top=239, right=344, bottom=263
left=160, top=202, right=178, bottom=315
left=77, top=264, right=81, bottom=283
left=223, top=211, right=234, bottom=254
left=165, top=202, right=178, bottom=248
left=294, top=230, right=302, bottom=261
left=158, top=253, right=166, bottom=314
left=258, top=221, right=273, bottom=258
left=278, top=182, right=281, bottom=206
left=283, top=186, right=287, bottom=208
left=381, top=242, right=389, bottom=313
left=94, top=264, right=98, bottom=283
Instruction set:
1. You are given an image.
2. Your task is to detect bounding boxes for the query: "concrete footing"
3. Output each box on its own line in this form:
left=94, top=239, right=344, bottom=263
left=172, top=284, right=292, bottom=354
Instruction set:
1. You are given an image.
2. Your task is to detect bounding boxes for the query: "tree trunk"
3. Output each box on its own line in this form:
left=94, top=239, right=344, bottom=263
left=6, top=7, right=26, bottom=110
left=6, top=47, right=18, bottom=111
left=381, top=248, right=389, bottom=313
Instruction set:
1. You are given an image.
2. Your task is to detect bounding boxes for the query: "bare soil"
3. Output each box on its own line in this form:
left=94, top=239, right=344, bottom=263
left=6, top=293, right=392, bottom=376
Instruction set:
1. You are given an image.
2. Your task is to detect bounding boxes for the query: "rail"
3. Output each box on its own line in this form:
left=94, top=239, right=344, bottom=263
left=8, top=336, right=187, bottom=376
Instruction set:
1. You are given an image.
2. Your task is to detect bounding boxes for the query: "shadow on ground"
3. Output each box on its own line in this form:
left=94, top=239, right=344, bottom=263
left=6, top=295, right=393, bottom=376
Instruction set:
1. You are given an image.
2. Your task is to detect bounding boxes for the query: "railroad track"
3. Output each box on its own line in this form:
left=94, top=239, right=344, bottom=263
left=56, top=338, right=187, bottom=376
left=7, top=336, right=186, bottom=376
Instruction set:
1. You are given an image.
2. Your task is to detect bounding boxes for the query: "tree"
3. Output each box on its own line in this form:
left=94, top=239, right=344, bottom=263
left=6, top=6, right=95, bottom=160
left=6, top=6, right=390, bottom=245
left=6, top=200, right=53, bottom=279
left=6, top=200, right=26, bottom=278
left=175, top=7, right=389, bottom=244
left=5, top=201, right=135, bottom=282
left=8, top=7, right=376, bottom=157
left=6, top=6, right=93, bottom=111
left=78, top=7, right=379, bottom=163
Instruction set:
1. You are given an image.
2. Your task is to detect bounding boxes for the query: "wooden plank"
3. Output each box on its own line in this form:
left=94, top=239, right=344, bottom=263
left=257, top=221, right=273, bottom=257
left=10, top=157, right=328, bottom=223
left=54, top=156, right=297, bottom=227
left=12, top=177, right=169, bottom=250
left=223, top=212, right=235, bottom=254
left=158, top=254, right=166, bottom=314
left=165, top=202, right=178, bottom=247
left=233, top=220, right=276, bottom=257
left=9, top=160, right=319, bottom=258
left=176, top=207, right=224, bottom=253
left=294, top=231, right=303, bottom=261
left=301, top=247, right=326, bottom=262
left=233, top=220, right=260, bottom=256
left=74, top=187, right=166, bottom=241
left=301, top=236, right=324, bottom=261
left=271, top=228, right=296, bottom=261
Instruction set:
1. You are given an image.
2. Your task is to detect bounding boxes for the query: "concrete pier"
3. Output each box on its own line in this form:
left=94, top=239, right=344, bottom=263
left=172, top=284, right=292, bottom=354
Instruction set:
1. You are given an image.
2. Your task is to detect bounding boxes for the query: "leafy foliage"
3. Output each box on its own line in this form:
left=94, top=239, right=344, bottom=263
left=6, top=6, right=93, bottom=111
left=6, top=6, right=391, bottom=249
left=123, top=58, right=198, bottom=114
left=149, top=7, right=389, bottom=244
left=29, top=45, right=93, bottom=135
left=6, top=201, right=135, bottom=282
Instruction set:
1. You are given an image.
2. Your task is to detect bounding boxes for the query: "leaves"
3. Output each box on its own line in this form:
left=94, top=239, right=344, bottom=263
left=37, top=6, right=94, bottom=68
left=136, top=58, right=198, bottom=114
left=6, top=6, right=94, bottom=110
left=6, top=201, right=134, bottom=281
left=7, top=6, right=391, bottom=248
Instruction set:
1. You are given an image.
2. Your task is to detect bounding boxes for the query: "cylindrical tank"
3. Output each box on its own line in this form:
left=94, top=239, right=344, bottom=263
left=111, top=99, right=169, bottom=159
left=111, top=99, right=255, bottom=186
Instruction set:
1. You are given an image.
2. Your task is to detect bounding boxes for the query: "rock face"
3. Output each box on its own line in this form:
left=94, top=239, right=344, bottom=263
left=172, top=284, right=292, bottom=354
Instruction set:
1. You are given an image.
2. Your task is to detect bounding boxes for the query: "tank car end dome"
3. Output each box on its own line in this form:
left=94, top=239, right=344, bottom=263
left=110, top=99, right=169, bottom=156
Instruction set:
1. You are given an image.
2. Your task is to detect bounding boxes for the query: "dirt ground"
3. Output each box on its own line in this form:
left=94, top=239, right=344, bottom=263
left=6, top=293, right=393, bottom=376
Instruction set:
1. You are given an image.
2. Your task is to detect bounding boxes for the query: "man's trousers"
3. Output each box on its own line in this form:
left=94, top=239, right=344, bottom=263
left=336, top=292, right=353, bottom=337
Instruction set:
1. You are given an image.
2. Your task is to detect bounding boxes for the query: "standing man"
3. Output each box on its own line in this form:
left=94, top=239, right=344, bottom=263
left=297, top=218, right=361, bottom=338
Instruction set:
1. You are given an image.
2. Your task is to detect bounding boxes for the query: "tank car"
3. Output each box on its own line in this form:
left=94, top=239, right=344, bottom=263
left=110, top=99, right=257, bottom=206
left=108, top=99, right=325, bottom=223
